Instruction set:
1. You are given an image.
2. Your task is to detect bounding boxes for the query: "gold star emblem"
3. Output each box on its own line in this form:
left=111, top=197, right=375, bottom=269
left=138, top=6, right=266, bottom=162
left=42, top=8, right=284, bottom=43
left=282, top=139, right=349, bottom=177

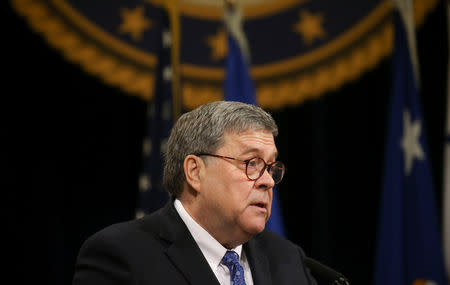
left=293, top=10, right=326, bottom=45
left=206, top=28, right=227, bottom=62
left=118, top=6, right=152, bottom=42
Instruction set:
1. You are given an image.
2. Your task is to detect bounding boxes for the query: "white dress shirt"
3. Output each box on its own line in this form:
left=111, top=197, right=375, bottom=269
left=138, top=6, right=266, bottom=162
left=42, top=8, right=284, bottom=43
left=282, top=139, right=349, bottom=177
left=174, top=199, right=254, bottom=285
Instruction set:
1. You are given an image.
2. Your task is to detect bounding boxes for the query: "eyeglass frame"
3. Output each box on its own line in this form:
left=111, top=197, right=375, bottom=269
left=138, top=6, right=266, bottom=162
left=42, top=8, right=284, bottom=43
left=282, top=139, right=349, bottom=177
left=194, top=153, right=286, bottom=184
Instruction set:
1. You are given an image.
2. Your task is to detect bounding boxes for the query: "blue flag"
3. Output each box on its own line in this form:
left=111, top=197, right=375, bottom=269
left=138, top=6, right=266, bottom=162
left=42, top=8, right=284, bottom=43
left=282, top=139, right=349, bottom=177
left=373, top=3, right=448, bottom=284
left=224, top=7, right=285, bottom=236
left=136, top=8, right=172, bottom=218
left=224, top=23, right=255, bottom=104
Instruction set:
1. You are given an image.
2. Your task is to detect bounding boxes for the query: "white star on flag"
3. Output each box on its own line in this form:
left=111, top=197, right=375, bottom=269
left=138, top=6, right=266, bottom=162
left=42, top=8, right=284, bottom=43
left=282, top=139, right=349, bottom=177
left=400, top=109, right=424, bottom=176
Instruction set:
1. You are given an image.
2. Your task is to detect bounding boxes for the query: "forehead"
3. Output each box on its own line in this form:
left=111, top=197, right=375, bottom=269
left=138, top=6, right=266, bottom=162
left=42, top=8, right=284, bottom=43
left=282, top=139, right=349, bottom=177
left=221, top=130, right=277, bottom=156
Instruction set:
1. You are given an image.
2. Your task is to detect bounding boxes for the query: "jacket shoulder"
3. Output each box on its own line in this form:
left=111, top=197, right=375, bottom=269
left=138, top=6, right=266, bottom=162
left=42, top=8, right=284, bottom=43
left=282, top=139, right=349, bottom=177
left=254, top=229, right=300, bottom=250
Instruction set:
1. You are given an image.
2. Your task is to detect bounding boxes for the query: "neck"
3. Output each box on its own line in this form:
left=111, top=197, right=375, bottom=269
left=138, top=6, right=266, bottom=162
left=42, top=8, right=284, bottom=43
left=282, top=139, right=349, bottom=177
left=178, top=195, right=251, bottom=249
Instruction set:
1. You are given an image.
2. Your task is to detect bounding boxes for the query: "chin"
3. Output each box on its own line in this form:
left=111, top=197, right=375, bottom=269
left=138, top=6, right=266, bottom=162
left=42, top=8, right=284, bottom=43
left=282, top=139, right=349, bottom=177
left=239, top=211, right=268, bottom=236
left=243, top=221, right=266, bottom=235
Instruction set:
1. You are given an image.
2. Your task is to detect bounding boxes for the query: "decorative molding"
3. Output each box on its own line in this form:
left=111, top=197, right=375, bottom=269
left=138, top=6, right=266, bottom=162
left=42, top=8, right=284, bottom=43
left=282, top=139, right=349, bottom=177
left=11, top=0, right=438, bottom=110
left=12, top=0, right=156, bottom=100
left=183, top=20, right=393, bottom=110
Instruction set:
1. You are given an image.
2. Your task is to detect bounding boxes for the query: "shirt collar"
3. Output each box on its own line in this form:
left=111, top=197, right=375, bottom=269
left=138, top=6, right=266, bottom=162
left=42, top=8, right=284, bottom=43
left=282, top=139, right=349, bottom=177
left=174, top=199, right=243, bottom=269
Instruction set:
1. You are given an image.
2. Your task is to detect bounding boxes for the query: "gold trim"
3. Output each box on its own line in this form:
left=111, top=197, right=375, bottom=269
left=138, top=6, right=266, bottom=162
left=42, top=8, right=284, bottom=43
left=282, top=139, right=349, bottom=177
left=179, top=0, right=306, bottom=20
left=148, top=0, right=307, bottom=20
left=182, top=20, right=393, bottom=110
left=51, top=0, right=156, bottom=68
left=12, top=0, right=155, bottom=100
left=180, top=0, right=391, bottom=79
left=414, top=0, right=437, bottom=26
left=258, top=22, right=393, bottom=109
left=180, top=0, right=434, bottom=81
left=11, top=0, right=439, bottom=110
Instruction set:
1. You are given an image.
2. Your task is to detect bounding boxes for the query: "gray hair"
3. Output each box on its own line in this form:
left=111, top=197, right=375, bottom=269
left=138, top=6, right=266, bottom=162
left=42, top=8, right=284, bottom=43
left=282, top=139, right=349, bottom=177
left=163, top=101, right=278, bottom=197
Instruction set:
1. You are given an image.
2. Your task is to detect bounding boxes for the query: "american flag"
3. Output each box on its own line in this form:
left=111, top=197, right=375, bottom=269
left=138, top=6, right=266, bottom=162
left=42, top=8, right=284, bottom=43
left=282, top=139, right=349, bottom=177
left=136, top=7, right=172, bottom=218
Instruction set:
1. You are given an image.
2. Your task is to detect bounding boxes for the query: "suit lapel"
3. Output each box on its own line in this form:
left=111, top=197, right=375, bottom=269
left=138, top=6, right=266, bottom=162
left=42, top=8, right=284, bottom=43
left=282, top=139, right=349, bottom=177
left=245, top=236, right=272, bottom=285
left=155, top=202, right=220, bottom=285
left=145, top=202, right=276, bottom=285
left=166, top=234, right=219, bottom=285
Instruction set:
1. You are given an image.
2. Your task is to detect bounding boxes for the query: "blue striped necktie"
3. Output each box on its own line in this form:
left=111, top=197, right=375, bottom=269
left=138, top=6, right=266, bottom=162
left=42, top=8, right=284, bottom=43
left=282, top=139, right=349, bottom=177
left=222, top=250, right=246, bottom=285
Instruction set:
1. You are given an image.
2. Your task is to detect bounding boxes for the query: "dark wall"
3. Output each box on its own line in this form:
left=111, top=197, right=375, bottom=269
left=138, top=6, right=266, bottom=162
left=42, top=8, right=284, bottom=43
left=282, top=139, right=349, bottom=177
left=6, top=1, right=448, bottom=284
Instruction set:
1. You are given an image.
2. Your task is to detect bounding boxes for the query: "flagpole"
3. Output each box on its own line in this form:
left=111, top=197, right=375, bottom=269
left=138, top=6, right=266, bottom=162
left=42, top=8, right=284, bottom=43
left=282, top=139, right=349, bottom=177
left=164, top=0, right=181, bottom=122
left=224, top=0, right=235, bottom=10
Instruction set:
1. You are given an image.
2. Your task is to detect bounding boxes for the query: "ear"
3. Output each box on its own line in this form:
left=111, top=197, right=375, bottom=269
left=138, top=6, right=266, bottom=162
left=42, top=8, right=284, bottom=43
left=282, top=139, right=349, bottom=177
left=183, top=154, right=204, bottom=193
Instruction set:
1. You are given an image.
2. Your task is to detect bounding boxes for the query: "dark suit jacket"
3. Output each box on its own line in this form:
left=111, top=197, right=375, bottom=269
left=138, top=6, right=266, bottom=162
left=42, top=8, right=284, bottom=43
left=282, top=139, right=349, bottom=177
left=73, top=202, right=318, bottom=285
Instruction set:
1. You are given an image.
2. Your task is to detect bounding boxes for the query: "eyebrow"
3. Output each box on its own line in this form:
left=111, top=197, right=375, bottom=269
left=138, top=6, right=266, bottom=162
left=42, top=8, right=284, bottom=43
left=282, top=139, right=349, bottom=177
left=240, top=147, right=278, bottom=160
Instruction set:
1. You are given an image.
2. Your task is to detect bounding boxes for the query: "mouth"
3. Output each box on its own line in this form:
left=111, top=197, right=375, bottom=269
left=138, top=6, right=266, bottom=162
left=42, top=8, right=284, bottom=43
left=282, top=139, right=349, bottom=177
left=250, top=201, right=267, bottom=210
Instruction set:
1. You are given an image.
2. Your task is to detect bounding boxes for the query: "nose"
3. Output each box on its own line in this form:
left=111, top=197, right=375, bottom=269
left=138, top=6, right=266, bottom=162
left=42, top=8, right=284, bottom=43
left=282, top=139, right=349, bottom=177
left=254, top=168, right=275, bottom=190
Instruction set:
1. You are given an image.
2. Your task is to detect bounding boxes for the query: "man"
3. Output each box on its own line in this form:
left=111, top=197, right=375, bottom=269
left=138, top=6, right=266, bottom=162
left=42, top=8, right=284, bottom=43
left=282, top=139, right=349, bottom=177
left=73, top=101, right=317, bottom=285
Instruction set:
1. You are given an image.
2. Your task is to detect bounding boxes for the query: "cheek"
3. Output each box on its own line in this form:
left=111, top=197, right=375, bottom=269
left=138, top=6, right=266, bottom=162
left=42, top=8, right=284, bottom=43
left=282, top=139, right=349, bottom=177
left=228, top=187, right=251, bottom=212
left=207, top=171, right=246, bottom=206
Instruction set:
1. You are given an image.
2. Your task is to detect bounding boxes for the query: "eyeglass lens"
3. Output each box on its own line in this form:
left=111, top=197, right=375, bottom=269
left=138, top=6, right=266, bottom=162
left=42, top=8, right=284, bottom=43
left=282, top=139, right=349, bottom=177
left=246, top=158, right=285, bottom=184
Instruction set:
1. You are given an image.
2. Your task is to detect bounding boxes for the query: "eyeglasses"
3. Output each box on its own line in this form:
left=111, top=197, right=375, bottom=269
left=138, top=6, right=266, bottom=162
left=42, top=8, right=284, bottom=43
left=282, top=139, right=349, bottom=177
left=196, top=153, right=286, bottom=184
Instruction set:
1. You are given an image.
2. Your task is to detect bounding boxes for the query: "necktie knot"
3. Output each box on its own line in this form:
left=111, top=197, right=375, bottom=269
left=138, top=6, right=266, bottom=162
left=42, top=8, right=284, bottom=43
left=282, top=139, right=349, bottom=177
left=222, top=251, right=246, bottom=285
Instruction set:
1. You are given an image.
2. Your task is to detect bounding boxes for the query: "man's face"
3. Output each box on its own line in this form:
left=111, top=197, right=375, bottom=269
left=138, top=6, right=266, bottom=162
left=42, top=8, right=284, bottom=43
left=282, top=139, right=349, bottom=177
left=198, top=129, right=277, bottom=245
